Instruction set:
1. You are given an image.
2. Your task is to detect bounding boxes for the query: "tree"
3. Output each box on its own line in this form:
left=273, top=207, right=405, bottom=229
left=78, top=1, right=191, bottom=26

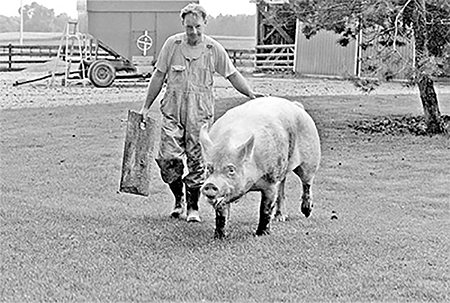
left=413, top=0, right=442, bottom=134
left=53, top=13, right=71, bottom=32
left=206, top=14, right=256, bottom=37
left=0, top=15, right=20, bottom=32
left=287, top=0, right=450, bottom=135
left=19, top=1, right=70, bottom=32
left=21, top=2, right=55, bottom=32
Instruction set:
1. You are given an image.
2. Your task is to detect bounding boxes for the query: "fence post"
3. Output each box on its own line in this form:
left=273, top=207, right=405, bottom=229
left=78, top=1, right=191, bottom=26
left=8, top=43, right=13, bottom=71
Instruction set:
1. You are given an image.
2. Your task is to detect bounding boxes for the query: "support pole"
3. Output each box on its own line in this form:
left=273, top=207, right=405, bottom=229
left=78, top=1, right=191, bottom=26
left=19, top=0, right=24, bottom=45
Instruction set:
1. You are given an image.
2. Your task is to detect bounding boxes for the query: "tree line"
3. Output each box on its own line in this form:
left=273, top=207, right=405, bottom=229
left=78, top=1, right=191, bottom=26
left=206, top=14, right=256, bottom=37
left=0, top=2, right=72, bottom=33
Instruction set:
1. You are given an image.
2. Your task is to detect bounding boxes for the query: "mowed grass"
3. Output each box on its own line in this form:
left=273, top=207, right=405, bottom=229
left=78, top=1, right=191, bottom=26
left=1, top=90, right=449, bottom=302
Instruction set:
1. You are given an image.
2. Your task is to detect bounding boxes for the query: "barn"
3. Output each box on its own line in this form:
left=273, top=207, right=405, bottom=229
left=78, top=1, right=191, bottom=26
left=255, top=0, right=415, bottom=79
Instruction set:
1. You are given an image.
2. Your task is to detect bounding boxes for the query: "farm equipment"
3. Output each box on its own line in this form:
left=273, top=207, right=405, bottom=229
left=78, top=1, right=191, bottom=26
left=53, top=21, right=151, bottom=88
left=9, top=0, right=196, bottom=87
left=76, top=35, right=146, bottom=87
left=83, top=38, right=138, bottom=87
left=12, top=21, right=153, bottom=87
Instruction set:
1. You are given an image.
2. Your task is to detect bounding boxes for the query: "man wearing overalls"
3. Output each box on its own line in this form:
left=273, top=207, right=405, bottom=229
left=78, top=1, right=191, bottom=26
left=140, top=3, right=261, bottom=222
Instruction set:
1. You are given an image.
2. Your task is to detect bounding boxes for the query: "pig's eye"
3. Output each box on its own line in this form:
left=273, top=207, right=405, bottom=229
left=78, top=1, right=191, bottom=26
left=206, top=163, right=214, bottom=176
left=227, top=164, right=236, bottom=176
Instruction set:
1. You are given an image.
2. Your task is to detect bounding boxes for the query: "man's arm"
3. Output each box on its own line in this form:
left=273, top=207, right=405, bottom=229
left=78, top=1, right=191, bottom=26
left=140, top=69, right=166, bottom=116
left=227, top=71, right=267, bottom=99
left=227, top=71, right=257, bottom=99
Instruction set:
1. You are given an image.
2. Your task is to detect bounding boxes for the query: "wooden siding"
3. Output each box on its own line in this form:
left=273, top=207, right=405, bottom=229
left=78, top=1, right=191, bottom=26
left=84, top=0, right=195, bottom=60
left=295, top=21, right=357, bottom=77
left=86, top=0, right=192, bottom=12
left=88, top=12, right=131, bottom=59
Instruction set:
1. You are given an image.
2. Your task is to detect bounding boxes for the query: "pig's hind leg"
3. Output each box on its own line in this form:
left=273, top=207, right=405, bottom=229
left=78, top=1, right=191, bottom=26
left=273, top=178, right=288, bottom=222
left=293, top=164, right=316, bottom=218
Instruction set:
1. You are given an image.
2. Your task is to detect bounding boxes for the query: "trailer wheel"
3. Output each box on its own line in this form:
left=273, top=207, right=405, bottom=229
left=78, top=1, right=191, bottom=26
left=88, top=60, right=116, bottom=87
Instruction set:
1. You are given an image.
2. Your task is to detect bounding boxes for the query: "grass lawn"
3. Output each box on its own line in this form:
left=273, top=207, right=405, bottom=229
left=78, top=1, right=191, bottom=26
left=1, top=91, right=449, bottom=302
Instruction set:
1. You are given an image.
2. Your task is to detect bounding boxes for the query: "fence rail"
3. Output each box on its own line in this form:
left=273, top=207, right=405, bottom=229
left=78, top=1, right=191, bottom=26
left=0, top=44, right=60, bottom=71
left=0, top=43, right=113, bottom=72
left=255, top=44, right=295, bottom=71
left=1, top=44, right=260, bottom=72
left=226, top=48, right=255, bottom=70
left=1, top=44, right=300, bottom=73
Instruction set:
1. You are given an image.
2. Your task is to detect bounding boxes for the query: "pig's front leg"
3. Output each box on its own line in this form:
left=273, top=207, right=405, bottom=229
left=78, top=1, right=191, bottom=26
left=214, top=204, right=230, bottom=239
left=256, top=184, right=278, bottom=236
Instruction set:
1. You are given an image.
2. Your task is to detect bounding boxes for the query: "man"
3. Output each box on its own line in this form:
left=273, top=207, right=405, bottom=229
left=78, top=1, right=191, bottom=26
left=140, top=3, right=261, bottom=222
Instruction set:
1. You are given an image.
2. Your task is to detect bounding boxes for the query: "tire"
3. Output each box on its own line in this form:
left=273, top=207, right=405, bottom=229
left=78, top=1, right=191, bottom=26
left=88, top=60, right=116, bottom=87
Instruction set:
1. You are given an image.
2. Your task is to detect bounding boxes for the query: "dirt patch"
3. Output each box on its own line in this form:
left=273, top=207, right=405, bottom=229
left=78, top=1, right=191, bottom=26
left=2, top=70, right=450, bottom=110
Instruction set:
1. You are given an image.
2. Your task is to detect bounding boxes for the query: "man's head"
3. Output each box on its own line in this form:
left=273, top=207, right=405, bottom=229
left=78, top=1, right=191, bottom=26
left=180, top=3, right=208, bottom=46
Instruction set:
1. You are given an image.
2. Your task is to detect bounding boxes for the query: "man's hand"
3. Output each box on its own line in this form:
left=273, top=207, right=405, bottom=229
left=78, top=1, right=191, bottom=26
left=139, top=107, right=148, bottom=116
left=139, top=107, right=151, bottom=123
left=251, top=92, right=268, bottom=99
left=228, top=72, right=267, bottom=99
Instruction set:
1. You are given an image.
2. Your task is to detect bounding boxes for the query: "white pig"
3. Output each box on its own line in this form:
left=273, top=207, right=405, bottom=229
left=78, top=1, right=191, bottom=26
left=199, top=97, right=321, bottom=238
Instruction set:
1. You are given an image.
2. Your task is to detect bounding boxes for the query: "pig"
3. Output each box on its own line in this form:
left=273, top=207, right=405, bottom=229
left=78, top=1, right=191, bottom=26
left=199, top=96, right=321, bottom=238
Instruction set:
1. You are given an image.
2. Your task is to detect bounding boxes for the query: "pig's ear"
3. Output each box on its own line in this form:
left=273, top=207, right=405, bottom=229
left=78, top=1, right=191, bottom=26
left=199, top=123, right=213, bottom=159
left=237, top=135, right=255, bottom=163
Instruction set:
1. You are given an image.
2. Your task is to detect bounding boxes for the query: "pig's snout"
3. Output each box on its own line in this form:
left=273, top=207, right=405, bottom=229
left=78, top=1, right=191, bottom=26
left=202, top=183, right=219, bottom=199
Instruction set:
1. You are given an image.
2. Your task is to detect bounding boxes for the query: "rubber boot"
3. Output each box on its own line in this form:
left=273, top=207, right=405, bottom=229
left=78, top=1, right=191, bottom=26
left=186, top=186, right=201, bottom=223
left=169, top=178, right=185, bottom=218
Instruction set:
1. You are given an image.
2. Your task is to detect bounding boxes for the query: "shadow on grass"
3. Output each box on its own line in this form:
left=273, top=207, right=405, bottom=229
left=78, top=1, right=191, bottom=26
left=130, top=213, right=259, bottom=246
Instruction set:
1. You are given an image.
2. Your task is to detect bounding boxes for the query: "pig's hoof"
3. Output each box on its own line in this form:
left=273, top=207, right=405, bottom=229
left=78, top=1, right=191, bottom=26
left=273, top=212, right=288, bottom=222
left=301, top=205, right=312, bottom=218
left=255, top=229, right=270, bottom=236
left=214, top=230, right=228, bottom=239
left=186, top=210, right=201, bottom=223
left=170, top=207, right=184, bottom=219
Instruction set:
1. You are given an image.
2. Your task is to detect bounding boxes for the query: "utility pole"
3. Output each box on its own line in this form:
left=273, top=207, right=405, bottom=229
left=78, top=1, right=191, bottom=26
left=19, top=0, right=24, bottom=45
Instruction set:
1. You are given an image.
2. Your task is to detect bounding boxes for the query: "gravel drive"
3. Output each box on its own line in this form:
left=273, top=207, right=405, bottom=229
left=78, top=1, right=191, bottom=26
left=1, top=71, right=449, bottom=110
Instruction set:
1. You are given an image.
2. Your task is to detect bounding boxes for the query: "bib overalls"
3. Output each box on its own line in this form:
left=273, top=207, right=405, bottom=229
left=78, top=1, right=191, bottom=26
left=156, top=35, right=215, bottom=218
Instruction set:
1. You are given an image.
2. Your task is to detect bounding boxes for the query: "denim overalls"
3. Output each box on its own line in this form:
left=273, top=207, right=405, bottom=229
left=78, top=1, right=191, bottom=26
left=156, top=34, right=215, bottom=190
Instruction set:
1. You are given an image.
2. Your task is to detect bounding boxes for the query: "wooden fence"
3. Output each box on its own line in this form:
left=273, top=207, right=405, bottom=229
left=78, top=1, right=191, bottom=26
left=228, top=45, right=296, bottom=72
left=1, top=44, right=301, bottom=73
left=227, top=48, right=255, bottom=70
left=0, top=44, right=61, bottom=71
left=0, top=43, right=117, bottom=72
left=255, top=44, right=295, bottom=71
left=1, top=44, right=259, bottom=72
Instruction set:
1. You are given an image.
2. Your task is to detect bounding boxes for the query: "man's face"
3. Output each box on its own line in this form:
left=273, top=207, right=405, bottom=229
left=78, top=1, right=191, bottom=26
left=183, top=13, right=207, bottom=45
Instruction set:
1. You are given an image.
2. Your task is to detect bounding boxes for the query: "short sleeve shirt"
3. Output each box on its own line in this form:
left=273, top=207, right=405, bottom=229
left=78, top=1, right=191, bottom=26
left=155, top=33, right=237, bottom=79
